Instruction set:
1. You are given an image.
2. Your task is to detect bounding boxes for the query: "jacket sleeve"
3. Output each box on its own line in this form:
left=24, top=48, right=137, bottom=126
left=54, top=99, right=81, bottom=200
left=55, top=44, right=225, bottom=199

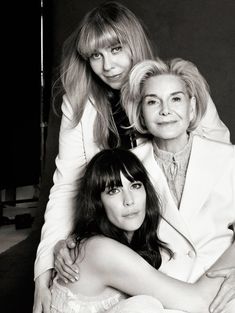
left=193, top=95, right=230, bottom=143
left=34, top=95, right=97, bottom=279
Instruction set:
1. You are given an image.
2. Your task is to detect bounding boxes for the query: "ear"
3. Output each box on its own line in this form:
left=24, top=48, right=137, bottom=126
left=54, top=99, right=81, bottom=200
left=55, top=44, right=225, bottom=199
left=189, top=96, right=196, bottom=121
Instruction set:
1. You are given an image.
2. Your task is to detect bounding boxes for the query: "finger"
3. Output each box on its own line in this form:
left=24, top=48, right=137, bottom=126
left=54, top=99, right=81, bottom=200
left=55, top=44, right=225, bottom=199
left=63, top=249, right=74, bottom=266
left=54, top=240, right=66, bottom=255
left=211, top=289, right=235, bottom=313
left=66, top=237, right=76, bottom=249
left=54, top=254, right=79, bottom=279
left=207, top=268, right=232, bottom=278
left=55, top=260, right=78, bottom=283
left=61, top=249, right=79, bottom=273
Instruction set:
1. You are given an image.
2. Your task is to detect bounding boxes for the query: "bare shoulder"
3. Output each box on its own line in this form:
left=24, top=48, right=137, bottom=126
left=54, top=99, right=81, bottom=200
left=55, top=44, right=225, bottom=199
left=84, top=236, right=128, bottom=258
left=82, top=236, right=138, bottom=270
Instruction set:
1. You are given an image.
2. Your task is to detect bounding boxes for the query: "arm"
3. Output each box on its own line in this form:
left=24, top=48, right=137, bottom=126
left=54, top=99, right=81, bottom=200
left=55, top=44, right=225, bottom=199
left=193, top=94, right=230, bottom=143
left=87, top=237, right=223, bottom=313
left=34, top=95, right=88, bottom=280
left=205, top=238, right=235, bottom=313
left=33, top=96, right=98, bottom=311
left=33, top=270, right=52, bottom=313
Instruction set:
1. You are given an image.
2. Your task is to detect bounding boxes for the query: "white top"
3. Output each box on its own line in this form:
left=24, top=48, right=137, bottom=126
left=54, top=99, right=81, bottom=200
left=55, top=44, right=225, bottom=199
left=50, top=278, right=126, bottom=313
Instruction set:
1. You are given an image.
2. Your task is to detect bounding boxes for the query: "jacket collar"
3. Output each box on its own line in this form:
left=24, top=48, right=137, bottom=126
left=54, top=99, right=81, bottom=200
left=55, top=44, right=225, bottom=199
left=132, top=136, right=229, bottom=246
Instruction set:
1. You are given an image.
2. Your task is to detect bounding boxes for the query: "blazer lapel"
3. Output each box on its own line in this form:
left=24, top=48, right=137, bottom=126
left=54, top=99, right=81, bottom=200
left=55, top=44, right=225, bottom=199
left=179, top=136, right=227, bottom=220
left=133, top=142, right=194, bottom=244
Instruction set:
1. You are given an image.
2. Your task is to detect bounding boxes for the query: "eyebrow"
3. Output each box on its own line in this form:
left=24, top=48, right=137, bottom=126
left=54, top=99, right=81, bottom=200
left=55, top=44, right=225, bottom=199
left=143, top=91, right=185, bottom=99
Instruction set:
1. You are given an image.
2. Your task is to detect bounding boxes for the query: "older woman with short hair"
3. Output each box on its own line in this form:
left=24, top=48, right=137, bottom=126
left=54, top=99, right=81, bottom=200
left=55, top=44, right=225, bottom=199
left=122, top=58, right=235, bottom=313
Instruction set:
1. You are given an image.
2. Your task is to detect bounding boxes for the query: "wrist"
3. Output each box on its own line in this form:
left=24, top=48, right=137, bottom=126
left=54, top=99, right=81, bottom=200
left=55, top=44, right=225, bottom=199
left=35, top=269, right=53, bottom=288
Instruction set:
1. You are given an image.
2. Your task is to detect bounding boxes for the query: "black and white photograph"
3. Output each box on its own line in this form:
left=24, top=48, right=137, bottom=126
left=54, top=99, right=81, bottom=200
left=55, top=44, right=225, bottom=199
left=0, top=1, right=235, bottom=312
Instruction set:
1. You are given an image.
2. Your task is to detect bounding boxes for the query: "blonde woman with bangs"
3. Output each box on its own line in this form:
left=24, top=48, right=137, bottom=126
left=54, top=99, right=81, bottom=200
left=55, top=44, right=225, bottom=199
left=33, top=2, right=231, bottom=312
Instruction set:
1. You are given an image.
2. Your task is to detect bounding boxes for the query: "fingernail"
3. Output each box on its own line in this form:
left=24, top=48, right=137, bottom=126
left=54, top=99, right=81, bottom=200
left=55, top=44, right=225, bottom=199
left=64, top=279, right=68, bottom=284
left=75, top=276, right=79, bottom=280
left=75, top=269, right=79, bottom=273
left=70, top=278, right=75, bottom=283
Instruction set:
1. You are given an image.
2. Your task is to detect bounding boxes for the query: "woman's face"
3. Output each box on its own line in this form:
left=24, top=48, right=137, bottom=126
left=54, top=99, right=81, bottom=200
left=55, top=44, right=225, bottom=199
left=89, top=43, right=133, bottom=90
left=101, top=172, right=146, bottom=241
left=142, top=74, right=195, bottom=150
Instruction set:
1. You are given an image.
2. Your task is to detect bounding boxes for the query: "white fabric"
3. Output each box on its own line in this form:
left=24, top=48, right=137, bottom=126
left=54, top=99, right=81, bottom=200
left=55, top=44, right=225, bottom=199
left=34, top=94, right=231, bottom=279
left=50, top=278, right=126, bottom=313
left=132, top=135, right=235, bottom=282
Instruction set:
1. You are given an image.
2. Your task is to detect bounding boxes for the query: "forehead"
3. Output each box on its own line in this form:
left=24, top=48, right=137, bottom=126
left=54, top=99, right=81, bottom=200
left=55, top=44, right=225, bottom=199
left=143, top=74, right=187, bottom=95
left=78, top=26, right=121, bottom=57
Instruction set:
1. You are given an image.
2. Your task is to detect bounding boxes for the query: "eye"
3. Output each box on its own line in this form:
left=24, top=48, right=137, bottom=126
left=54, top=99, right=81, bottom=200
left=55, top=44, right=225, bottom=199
left=147, top=100, right=156, bottom=105
left=90, top=52, right=101, bottom=60
left=145, top=98, right=160, bottom=106
left=130, top=181, right=143, bottom=190
left=111, top=45, right=122, bottom=54
left=106, top=187, right=120, bottom=195
left=171, top=96, right=181, bottom=102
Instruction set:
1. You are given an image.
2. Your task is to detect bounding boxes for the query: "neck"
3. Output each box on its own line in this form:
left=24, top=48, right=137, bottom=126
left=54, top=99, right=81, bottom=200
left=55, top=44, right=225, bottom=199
left=154, top=133, right=189, bottom=153
left=126, top=231, right=133, bottom=243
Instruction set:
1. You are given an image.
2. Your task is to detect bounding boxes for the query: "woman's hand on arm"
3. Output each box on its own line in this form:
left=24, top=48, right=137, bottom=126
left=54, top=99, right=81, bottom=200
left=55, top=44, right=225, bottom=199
left=206, top=267, right=235, bottom=313
left=201, top=241, right=235, bottom=313
left=33, top=270, right=52, bottom=313
left=54, top=238, right=79, bottom=283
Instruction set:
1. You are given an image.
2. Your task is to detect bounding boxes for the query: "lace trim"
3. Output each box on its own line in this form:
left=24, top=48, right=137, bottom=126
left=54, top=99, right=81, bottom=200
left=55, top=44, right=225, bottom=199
left=50, top=279, right=126, bottom=313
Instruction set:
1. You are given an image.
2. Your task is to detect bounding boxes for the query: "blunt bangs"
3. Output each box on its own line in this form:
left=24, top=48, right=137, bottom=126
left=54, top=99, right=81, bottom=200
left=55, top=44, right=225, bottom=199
left=91, top=150, right=147, bottom=193
left=77, top=22, right=124, bottom=59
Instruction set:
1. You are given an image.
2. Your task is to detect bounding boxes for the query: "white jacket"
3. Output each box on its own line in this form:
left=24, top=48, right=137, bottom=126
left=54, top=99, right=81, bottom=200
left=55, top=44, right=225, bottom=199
left=132, top=136, right=235, bottom=283
left=34, top=94, right=230, bottom=279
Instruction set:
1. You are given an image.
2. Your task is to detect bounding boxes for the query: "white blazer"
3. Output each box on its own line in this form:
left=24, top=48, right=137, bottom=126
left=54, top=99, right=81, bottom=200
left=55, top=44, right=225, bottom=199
left=34, top=95, right=231, bottom=279
left=133, top=136, right=235, bottom=282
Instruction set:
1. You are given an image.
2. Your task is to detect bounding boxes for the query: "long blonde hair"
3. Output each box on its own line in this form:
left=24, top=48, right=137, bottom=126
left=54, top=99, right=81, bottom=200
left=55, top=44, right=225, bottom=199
left=57, top=1, right=155, bottom=148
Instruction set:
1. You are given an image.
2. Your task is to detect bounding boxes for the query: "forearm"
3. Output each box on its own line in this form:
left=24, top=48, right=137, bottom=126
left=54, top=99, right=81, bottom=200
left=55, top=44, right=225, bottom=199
left=34, top=193, right=76, bottom=279
left=195, top=242, right=235, bottom=308
left=35, top=269, right=53, bottom=289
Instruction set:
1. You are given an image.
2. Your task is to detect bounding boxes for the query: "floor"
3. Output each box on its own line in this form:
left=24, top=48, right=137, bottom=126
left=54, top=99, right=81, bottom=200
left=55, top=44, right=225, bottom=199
left=0, top=185, right=38, bottom=254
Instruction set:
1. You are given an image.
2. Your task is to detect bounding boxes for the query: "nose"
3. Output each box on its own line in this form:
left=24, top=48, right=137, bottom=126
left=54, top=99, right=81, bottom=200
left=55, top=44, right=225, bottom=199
left=159, top=101, right=170, bottom=116
left=123, top=190, right=134, bottom=206
left=103, top=54, right=113, bottom=71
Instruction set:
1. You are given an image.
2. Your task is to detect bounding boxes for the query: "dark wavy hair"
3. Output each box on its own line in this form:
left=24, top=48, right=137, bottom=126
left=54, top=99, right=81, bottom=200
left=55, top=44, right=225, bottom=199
left=72, top=148, right=172, bottom=269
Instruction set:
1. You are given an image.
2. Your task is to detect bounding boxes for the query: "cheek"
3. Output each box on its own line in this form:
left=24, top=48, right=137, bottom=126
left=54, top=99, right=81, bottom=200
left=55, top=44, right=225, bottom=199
left=90, top=61, right=101, bottom=76
left=183, top=106, right=193, bottom=123
left=104, top=202, right=120, bottom=221
left=122, top=52, right=133, bottom=69
left=106, top=209, right=121, bottom=228
left=142, top=107, right=152, bottom=124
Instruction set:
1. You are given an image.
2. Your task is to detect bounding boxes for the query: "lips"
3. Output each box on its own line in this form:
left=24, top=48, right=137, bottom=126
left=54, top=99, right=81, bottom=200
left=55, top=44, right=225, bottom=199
left=157, top=120, right=178, bottom=125
left=105, top=73, right=122, bottom=81
left=123, top=211, right=139, bottom=218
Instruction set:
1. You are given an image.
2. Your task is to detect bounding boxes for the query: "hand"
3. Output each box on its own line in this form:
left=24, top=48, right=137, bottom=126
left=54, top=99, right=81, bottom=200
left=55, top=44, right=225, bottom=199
left=54, top=237, right=79, bottom=283
left=33, top=271, right=52, bottom=313
left=207, top=267, right=235, bottom=313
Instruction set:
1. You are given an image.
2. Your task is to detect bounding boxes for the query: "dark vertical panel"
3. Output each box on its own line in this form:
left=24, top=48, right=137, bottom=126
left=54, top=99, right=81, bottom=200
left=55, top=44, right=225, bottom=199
left=1, top=0, right=41, bottom=189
